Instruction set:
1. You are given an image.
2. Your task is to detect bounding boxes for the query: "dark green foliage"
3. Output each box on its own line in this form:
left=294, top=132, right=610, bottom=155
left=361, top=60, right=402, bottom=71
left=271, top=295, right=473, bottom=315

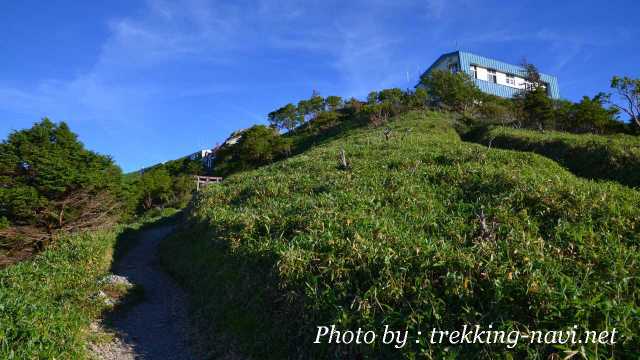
left=162, top=111, right=640, bottom=359
left=214, top=125, right=291, bottom=176
left=515, top=62, right=557, bottom=131
left=418, top=69, right=482, bottom=113
left=268, top=103, right=299, bottom=131
left=0, top=119, right=123, bottom=254
left=377, top=88, right=405, bottom=107
left=124, top=152, right=207, bottom=215
left=552, top=98, right=575, bottom=130
left=360, top=88, right=422, bottom=126
left=306, top=91, right=325, bottom=116
left=138, top=167, right=173, bottom=210
left=0, top=119, right=122, bottom=224
left=404, top=87, right=429, bottom=110
left=518, top=86, right=555, bottom=130
left=366, top=91, right=378, bottom=105
left=469, top=126, right=640, bottom=188
left=325, top=95, right=344, bottom=111
left=127, top=167, right=197, bottom=214
left=567, top=95, right=621, bottom=133
left=305, top=111, right=343, bottom=134
left=477, top=95, right=522, bottom=126
left=476, top=90, right=626, bottom=135
left=467, top=64, right=632, bottom=136
left=297, top=92, right=324, bottom=122
left=162, top=156, right=207, bottom=177
left=171, top=174, right=196, bottom=208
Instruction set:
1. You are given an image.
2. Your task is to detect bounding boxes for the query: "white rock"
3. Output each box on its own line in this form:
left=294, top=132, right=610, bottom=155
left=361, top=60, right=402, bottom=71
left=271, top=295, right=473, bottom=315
left=99, top=274, right=132, bottom=287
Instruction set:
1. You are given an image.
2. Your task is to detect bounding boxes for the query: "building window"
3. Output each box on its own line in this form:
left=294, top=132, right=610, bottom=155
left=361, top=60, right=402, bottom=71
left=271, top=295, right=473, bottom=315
left=470, top=65, right=477, bottom=79
left=487, top=69, right=497, bottom=83
left=506, top=74, right=516, bottom=86
left=448, top=63, right=459, bottom=73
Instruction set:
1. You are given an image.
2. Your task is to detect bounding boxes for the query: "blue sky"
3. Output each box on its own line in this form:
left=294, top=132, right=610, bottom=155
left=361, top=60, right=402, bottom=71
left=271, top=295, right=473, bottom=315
left=1, top=0, right=639, bottom=172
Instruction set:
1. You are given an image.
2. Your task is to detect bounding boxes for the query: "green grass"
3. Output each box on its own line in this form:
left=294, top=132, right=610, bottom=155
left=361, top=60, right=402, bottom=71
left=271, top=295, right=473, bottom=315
left=161, top=111, right=640, bottom=359
left=465, top=126, right=640, bottom=188
left=0, top=230, right=117, bottom=359
left=0, top=210, right=179, bottom=359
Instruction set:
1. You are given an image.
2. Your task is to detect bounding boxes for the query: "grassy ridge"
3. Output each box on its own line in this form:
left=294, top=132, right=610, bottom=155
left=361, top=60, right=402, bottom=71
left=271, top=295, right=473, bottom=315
left=161, top=111, right=640, bottom=359
left=0, top=231, right=117, bottom=359
left=465, top=126, right=640, bottom=188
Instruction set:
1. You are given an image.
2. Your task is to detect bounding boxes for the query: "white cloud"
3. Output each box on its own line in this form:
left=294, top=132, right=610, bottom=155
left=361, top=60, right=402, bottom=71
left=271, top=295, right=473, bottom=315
left=3, top=0, right=637, bottom=134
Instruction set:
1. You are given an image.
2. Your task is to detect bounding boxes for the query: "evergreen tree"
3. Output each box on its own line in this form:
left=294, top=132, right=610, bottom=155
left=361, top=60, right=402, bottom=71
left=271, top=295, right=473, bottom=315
left=325, top=96, right=343, bottom=111
left=0, top=118, right=123, bottom=247
left=418, top=70, right=482, bottom=113
left=516, top=62, right=555, bottom=130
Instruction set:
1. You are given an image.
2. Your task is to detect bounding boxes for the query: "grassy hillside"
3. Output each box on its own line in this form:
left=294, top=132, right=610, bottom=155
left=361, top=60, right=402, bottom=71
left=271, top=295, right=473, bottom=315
left=465, top=126, right=640, bottom=188
left=161, top=111, right=640, bottom=359
left=0, top=231, right=117, bottom=358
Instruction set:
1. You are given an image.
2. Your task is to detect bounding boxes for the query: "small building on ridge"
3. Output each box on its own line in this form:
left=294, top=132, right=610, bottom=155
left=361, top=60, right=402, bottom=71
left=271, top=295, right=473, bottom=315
left=420, top=51, right=560, bottom=99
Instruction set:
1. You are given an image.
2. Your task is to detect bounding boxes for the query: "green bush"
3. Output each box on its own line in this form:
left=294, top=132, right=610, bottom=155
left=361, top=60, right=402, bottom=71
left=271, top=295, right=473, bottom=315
left=418, top=70, right=482, bottom=113
left=0, top=119, right=124, bottom=250
left=476, top=95, right=523, bottom=127
left=468, top=126, right=640, bottom=188
left=161, top=111, right=640, bottom=359
left=214, top=125, right=292, bottom=176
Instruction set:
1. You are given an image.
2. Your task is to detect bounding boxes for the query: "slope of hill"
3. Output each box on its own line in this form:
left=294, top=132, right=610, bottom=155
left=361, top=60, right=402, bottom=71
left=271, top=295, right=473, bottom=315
left=466, top=126, right=640, bottom=188
left=160, top=111, right=640, bottom=359
left=0, top=231, right=117, bottom=358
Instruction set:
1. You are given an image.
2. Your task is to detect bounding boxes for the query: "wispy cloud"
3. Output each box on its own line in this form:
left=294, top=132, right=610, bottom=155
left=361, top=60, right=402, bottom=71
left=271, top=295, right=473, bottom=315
left=2, top=0, right=638, bottom=170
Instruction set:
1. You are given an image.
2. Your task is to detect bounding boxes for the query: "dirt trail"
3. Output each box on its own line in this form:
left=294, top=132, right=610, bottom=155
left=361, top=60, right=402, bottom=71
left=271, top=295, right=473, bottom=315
left=94, top=225, right=196, bottom=360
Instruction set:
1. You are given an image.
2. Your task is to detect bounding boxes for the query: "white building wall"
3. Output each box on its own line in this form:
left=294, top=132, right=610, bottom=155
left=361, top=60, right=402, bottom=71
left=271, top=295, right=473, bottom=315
left=472, top=64, right=529, bottom=90
left=476, top=67, right=488, bottom=81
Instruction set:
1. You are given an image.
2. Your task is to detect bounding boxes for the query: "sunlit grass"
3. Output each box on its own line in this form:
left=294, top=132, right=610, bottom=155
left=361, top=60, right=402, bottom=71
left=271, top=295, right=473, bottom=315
left=0, top=231, right=117, bottom=359
left=162, top=111, right=640, bottom=359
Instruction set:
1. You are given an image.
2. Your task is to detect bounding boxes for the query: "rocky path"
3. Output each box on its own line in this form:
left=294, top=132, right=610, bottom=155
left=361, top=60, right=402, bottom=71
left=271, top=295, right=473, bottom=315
left=92, top=226, right=195, bottom=360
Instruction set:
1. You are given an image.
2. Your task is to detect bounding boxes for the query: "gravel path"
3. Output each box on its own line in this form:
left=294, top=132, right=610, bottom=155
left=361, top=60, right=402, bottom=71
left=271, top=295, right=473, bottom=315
left=94, top=225, right=196, bottom=360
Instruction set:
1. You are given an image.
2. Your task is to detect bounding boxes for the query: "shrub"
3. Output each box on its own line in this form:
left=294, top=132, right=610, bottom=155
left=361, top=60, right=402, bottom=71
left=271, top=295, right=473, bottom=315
left=477, top=95, right=522, bottom=127
left=0, top=119, right=123, bottom=252
left=418, top=69, right=482, bottom=113
left=306, top=111, right=343, bottom=133
left=268, top=103, right=299, bottom=131
left=567, top=95, right=622, bottom=134
left=214, top=125, right=292, bottom=175
left=404, top=88, right=429, bottom=110
left=138, top=167, right=173, bottom=210
left=516, top=86, right=555, bottom=130
left=325, top=96, right=344, bottom=111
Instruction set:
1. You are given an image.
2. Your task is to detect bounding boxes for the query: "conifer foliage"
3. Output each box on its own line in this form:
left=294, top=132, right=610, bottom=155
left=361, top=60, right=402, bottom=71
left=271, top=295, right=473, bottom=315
left=0, top=118, right=123, bottom=258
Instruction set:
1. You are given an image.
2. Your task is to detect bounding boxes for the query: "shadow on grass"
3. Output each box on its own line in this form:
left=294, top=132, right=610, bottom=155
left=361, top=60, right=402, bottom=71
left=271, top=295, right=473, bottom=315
left=158, top=221, right=287, bottom=358
left=157, top=219, right=374, bottom=360
left=461, top=125, right=640, bottom=189
left=111, top=210, right=184, bottom=266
